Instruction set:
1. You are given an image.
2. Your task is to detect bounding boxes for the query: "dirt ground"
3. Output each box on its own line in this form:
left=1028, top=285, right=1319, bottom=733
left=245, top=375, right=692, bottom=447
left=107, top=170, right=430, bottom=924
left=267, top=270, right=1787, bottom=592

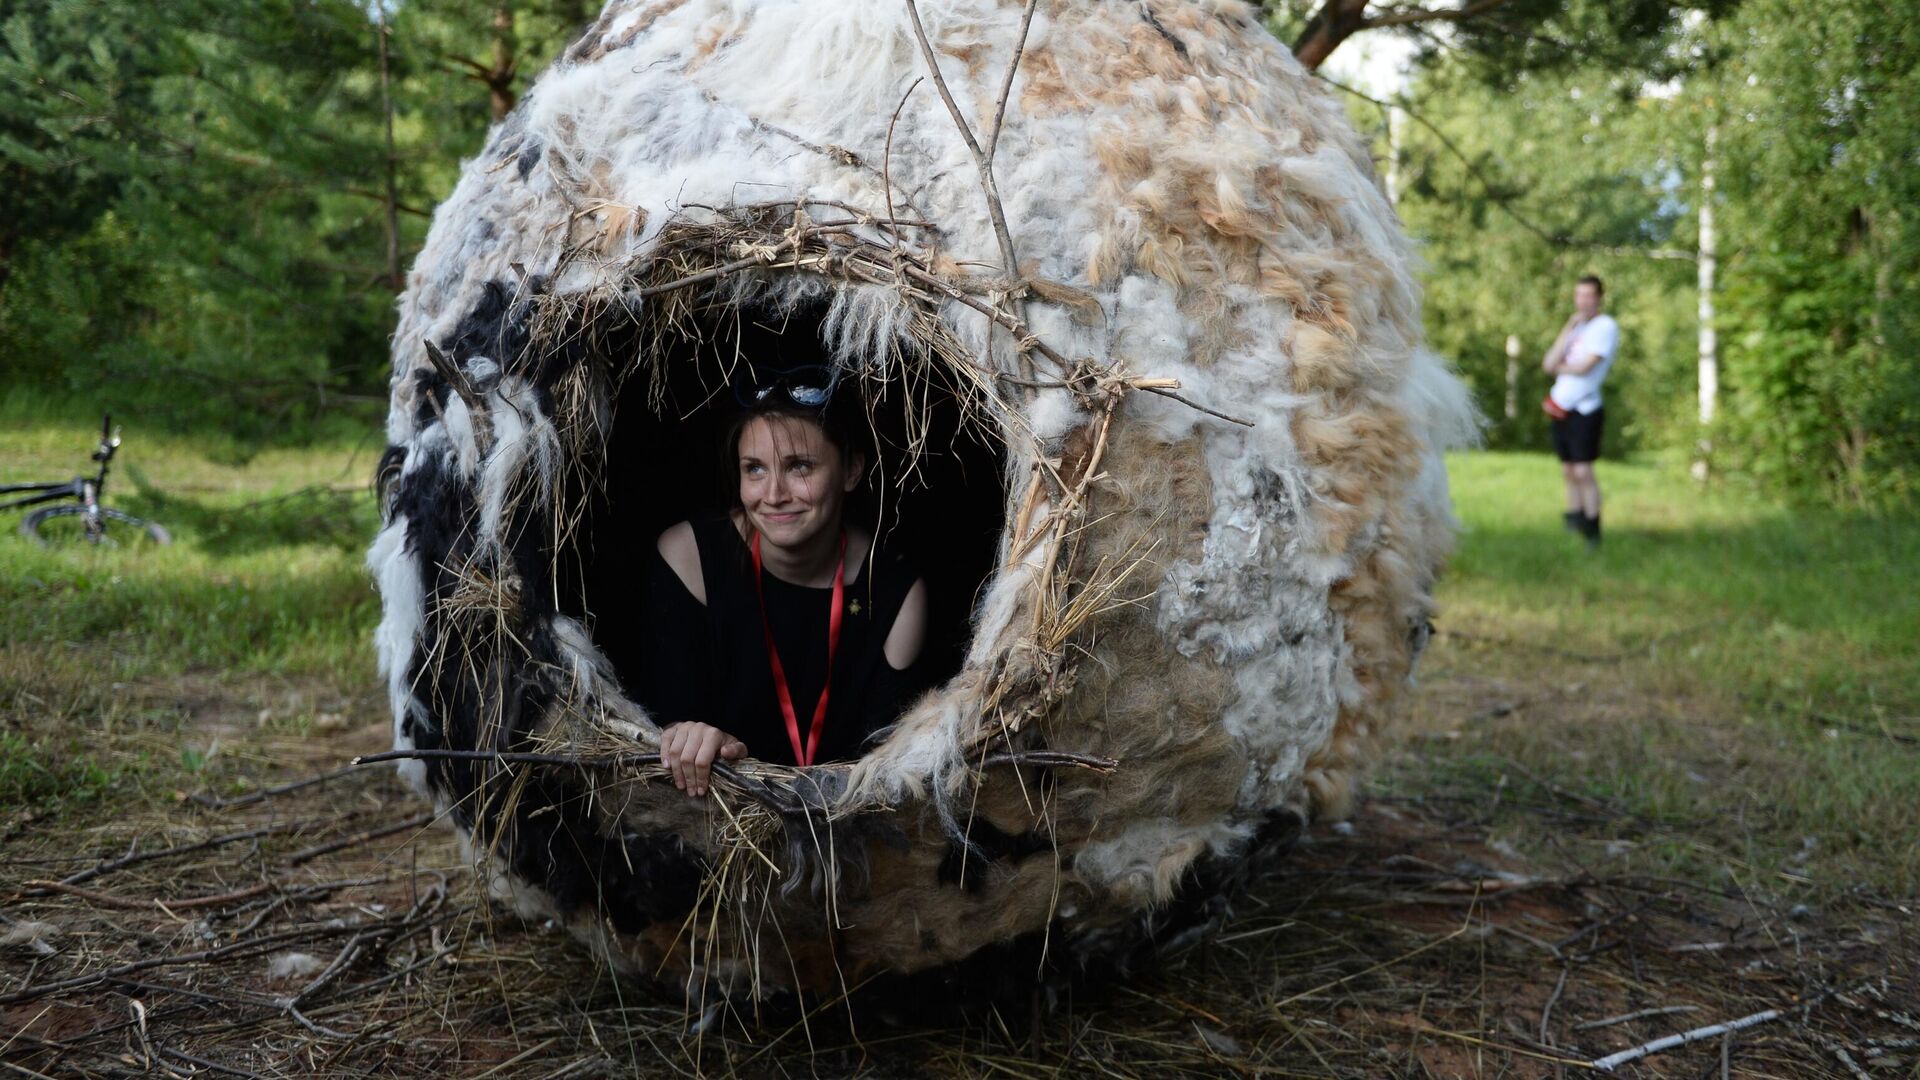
left=3, top=663, right=1916, bottom=1079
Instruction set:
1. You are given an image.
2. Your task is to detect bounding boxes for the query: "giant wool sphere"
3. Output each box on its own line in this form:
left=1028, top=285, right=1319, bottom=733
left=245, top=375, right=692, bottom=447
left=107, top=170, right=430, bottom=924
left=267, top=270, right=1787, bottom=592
left=369, top=0, right=1475, bottom=999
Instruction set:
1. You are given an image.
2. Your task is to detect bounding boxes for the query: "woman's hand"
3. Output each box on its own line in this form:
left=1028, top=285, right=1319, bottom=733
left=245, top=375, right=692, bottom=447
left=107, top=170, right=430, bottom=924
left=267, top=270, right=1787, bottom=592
left=659, top=723, right=747, bottom=798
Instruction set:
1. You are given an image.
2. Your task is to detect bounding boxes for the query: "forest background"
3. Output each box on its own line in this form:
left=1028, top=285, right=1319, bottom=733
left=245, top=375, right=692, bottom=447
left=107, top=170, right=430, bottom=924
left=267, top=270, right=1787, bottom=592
left=1, top=0, right=1916, bottom=506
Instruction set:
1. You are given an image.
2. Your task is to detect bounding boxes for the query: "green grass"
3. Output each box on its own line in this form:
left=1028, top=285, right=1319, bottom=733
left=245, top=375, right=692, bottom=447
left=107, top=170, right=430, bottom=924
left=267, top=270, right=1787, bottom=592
left=0, top=406, right=381, bottom=685
left=1439, top=449, right=1920, bottom=714
left=1399, top=449, right=1920, bottom=893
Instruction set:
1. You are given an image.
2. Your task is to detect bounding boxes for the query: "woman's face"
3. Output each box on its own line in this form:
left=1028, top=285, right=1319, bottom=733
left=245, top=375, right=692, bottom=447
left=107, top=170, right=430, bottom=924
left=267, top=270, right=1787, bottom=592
left=737, top=415, right=861, bottom=550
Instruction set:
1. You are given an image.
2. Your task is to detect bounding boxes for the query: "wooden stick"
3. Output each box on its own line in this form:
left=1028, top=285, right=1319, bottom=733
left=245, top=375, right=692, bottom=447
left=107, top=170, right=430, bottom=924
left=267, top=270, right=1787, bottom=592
left=1588, top=1007, right=1787, bottom=1071
left=901, top=0, right=1047, bottom=387
left=1137, top=384, right=1255, bottom=427
left=0, top=922, right=370, bottom=1005
left=986, top=0, right=1040, bottom=166
left=900, top=0, right=1022, bottom=289
left=23, top=879, right=279, bottom=912
left=41, top=819, right=315, bottom=891
left=188, top=765, right=359, bottom=809
left=284, top=812, right=434, bottom=866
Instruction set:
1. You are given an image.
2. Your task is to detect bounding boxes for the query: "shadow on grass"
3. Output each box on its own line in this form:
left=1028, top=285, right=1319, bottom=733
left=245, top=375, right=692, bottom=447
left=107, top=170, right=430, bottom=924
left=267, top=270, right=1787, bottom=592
left=121, top=474, right=378, bottom=556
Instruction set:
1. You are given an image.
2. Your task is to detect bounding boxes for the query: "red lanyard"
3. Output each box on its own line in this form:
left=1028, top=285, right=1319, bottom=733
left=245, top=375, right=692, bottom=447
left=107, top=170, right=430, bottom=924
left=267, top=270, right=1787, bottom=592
left=750, top=530, right=846, bottom=767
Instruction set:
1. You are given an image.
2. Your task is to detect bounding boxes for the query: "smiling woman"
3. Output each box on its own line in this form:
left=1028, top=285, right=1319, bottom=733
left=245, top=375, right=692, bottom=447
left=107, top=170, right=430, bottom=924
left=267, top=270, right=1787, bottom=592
left=642, top=383, right=933, bottom=794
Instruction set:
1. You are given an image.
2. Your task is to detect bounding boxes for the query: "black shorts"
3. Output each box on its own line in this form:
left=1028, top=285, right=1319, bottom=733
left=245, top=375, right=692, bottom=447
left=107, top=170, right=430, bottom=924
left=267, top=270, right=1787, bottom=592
left=1551, top=407, right=1604, bottom=463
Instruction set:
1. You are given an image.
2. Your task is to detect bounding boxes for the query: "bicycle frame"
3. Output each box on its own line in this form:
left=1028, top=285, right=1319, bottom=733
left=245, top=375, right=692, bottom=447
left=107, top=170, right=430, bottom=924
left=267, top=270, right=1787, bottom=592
left=0, top=480, right=86, bottom=512
left=2, top=414, right=114, bottom=516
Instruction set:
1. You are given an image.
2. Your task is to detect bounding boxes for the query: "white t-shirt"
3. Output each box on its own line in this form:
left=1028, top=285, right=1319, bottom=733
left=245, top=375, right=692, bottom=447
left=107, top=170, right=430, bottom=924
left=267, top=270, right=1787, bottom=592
left=1549, top=314, right=1619, bottom=415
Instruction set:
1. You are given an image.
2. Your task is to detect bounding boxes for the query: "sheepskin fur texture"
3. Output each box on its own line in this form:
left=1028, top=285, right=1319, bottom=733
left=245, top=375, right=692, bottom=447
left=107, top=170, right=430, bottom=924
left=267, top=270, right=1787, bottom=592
left=370, top=0, right=1476, bottom=999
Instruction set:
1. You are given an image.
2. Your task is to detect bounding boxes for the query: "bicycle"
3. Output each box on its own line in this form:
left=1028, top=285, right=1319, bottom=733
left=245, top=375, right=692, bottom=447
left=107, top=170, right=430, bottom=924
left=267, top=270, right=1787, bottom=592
left=2, top=414, right=172, bottom=546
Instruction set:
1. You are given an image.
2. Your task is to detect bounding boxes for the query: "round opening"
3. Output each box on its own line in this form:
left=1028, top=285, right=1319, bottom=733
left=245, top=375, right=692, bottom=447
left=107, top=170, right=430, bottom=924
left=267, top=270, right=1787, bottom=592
left=560, top=298, right=1009, bottom=733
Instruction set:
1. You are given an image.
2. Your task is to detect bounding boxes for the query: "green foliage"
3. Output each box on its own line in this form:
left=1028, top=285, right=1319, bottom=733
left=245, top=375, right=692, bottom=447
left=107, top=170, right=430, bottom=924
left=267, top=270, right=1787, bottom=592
left=1707, top=0, right=1920, bottom=505
left=0, top=0, right=587, bottom=445
left=1382, top=63, right=1697, bottom=453
left=1375, top=0, right=1919, bottom=505
left=0, top=0, right=395, bottom=438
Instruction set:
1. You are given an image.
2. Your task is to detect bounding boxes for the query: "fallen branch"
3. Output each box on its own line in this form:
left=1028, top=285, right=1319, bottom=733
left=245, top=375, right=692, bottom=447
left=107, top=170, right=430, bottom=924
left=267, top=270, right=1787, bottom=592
left=0, top=919, right=372, bottom=1006
left=34, top=819, right=316, bottom=893
left=22, top=879, right=279, bottom=912
left=188, top=765, right=360, bottom=810
left=284, top=812, right=433, bottom=866
left=1589, top=1006, right=1788, bottom=1071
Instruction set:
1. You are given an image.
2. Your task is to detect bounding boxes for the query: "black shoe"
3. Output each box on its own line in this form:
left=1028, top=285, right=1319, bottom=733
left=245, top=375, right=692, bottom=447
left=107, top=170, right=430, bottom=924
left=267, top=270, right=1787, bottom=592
left=1563, top=511, right=1585, bottom=535
left=1579, top=514, right=1601, bottom=549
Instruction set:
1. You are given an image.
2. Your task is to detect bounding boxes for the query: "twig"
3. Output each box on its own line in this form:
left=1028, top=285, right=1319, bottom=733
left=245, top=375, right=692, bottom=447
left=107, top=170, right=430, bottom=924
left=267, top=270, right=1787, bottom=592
left=21, top=879, right=279, bottom=912
left=900, top=0, right=1023, bottom=288
left=633, top=248, right=788, bottom=298
left=902, top=0, right=1050, bottom=387
left=1539, top=961, right=1569, bottom=1048
left=284, top=812, right=433, bottom=866
left=157, top=1047, right=268, bottom=1080
left=353, top=747, right=660, bottom=769
left=0, top=919, right=376, bottom=1005
left=357, top=745, right=1113, bottom=777
left=188, top=765, right=359, bottom=809
left=38, top=820, right=312, bottom=891
left=986, top=0, right=1040, bottom=165
left=422, top=338, right=493, bottom=453
left=1588, top=1006, right=1788, bottom=1071
left=1136, top=384, right=1255, bottom=427
left=979, top=750, right=1118, bottom=773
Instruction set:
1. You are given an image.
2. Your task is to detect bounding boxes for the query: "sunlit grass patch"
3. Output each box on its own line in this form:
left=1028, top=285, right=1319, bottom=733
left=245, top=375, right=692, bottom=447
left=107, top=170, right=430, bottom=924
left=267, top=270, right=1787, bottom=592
left=0, top=411, right=379, bottom=684
left=1401, top=449, right=1920, bottom=893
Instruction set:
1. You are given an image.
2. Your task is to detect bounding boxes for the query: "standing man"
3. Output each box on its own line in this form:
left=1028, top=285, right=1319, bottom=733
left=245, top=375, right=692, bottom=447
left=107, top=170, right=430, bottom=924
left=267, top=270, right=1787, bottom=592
left=1542, top=275, right=1618, bottom=548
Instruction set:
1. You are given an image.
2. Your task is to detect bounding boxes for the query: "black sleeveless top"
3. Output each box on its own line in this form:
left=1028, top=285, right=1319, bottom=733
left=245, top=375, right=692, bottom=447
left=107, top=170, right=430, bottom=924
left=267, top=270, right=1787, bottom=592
left=637, top=516, right=925, bottom=765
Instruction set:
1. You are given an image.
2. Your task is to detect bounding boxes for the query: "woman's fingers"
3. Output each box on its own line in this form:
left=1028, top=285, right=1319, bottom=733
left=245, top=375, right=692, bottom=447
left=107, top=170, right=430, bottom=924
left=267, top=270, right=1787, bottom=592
left=661, top=724, right=687, bottom=790
left=690, top=731, right=722, bottom=797
left=668, top=724, right=695, bottom=791
left=676, top=727, right=696, bottom=792
left=659, top=724, right=746, bottom=797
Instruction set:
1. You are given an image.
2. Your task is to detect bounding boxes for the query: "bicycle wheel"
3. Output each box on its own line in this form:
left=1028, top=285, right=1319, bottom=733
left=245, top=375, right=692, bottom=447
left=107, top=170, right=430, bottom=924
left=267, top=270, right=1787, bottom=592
left=22, top=505, right=172, bottom=547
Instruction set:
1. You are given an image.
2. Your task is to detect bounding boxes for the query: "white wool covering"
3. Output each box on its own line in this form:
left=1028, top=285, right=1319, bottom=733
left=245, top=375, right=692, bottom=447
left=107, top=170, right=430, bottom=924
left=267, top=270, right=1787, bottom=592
left=372, top=0, right=1474, bottom=996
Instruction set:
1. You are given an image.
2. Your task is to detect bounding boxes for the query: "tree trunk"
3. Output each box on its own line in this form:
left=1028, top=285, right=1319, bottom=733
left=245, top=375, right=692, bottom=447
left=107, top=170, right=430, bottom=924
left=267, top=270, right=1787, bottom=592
left=1293, top=0, right=1371, bottom=71
left=487, top=4, right=517, bottom=123
left=378, top=13, right=402, bottom=292
left=1504, top=334, right=1521, bottom=421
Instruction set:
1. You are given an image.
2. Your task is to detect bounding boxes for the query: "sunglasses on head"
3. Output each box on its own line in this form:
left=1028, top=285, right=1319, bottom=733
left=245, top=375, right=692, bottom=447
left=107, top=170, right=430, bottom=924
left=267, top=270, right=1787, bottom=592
left=737, top=365, right=839, bottom=410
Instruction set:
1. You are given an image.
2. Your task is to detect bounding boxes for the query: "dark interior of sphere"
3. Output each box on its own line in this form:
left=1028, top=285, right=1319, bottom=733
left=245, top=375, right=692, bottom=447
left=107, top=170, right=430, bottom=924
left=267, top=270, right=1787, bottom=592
left=563, top=299, right=1009, bottom=701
